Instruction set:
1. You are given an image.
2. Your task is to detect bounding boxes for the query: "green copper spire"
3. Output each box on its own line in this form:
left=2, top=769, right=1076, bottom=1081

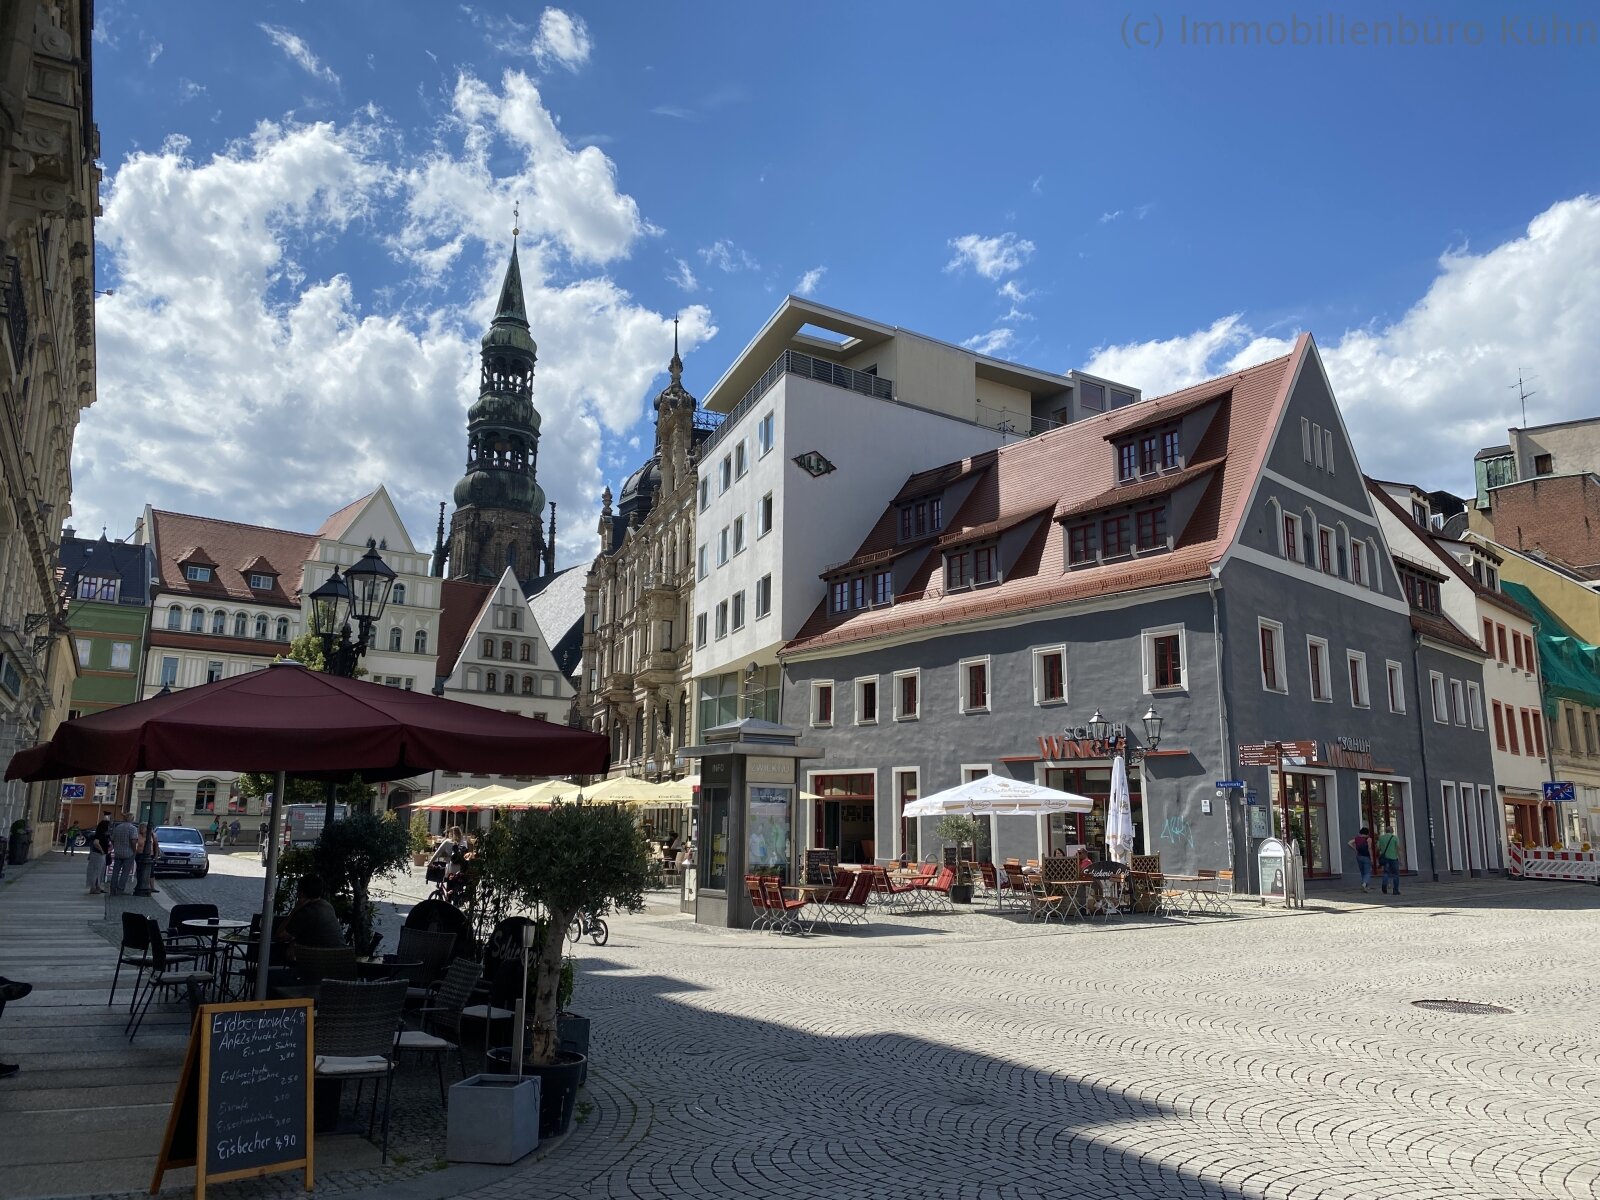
left=495, top=237, right=529, bottom=326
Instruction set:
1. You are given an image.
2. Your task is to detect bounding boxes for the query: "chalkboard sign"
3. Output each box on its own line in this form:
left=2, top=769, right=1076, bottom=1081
left=803, top=847, right=838, bottom=884
left=151, top=999, right=315, bottom=1199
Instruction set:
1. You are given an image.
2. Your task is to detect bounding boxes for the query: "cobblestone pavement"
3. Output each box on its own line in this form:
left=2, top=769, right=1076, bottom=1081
left=456, top=880, right=1598, bottom=1200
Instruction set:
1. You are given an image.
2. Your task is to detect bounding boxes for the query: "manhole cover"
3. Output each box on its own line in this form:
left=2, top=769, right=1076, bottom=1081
left=1412, top=999, right=1513, bottom=1015
left=783, top=1053, right=812, bottom=1064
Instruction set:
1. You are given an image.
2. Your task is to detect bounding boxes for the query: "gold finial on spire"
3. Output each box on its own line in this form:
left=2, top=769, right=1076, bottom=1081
left=512, top=200, right=520, bottom=240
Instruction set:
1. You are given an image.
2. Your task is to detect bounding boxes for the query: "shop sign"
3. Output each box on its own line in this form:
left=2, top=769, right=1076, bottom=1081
left=747, top=756, right=795, bottom=784
left=1036, top=734, right=1106, bottom=760
left=1326, top=736, right=1376, bottom=770
left=1238, top=740, right=1317, bottom=766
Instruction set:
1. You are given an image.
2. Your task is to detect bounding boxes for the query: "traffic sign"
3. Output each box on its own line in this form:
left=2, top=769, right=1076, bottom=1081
left=1214, top=780, right=1246, bottom=790
left=60, top=782, right=86, bottom=799
left=1544, top=780, right=1576, bottom=803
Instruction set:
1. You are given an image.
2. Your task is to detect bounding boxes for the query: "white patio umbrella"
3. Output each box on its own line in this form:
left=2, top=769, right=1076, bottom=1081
left=901, top=773, right=1094, bottom=818
left=1107, top=754, right=1135, bottom=865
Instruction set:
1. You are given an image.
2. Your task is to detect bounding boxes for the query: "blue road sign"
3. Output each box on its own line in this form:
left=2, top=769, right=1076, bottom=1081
left=1544, top=780, right=1576, bottom=803
left=1214, top=780, right=1246, bottom=790
left=60, top=783, right=86, bottom=799
left=1245, top=789, right=1260, bottom=805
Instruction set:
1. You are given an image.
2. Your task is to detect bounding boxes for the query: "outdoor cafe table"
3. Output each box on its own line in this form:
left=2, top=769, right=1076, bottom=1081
left=783, top=883, right=832, bottom=932
left=1044, top=879, right=1097, bottom=920
left=357, top=954, right=423, bottom=981
left=1164, top=875, right=1230, bottom=915
left=181, top=917, right=250, bottom=996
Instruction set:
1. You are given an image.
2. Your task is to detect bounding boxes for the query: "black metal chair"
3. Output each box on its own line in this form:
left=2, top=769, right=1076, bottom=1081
left=110, top=911, right=198, bottom=1013
left=397, top=957, right=482, bottom=1105
left=397, top=926, right=458, bottom=1007
left=314, top=979, right=408, bottom=1162
left=126, top=918, right=213, bottom=1041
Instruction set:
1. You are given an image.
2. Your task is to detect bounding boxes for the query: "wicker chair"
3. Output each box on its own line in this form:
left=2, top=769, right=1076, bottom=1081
left=315, top=979, right=408, bottom=1162
left=125, top=919, right=213, bottom=1041
left=295, top=944, right=360, bottom=985
left=398, top=957, right=481, bottom=1104
left=397, top=926, right=458, bottom=1004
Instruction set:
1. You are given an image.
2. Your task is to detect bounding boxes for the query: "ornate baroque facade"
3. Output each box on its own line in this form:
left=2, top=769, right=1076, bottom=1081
left=438, top=239, right=556, bottom=587
left=578, top=332, right=717, bottom=774
left=0, top=2, right=100, bottom=844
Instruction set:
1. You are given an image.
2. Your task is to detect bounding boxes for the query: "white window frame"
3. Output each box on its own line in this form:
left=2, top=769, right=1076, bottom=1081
left=694, top=613, right=707, bottom=648
left=731, top=591, right=745, bottom=632
left=758, top=492, right=773, bottom=538
left=1346, top=650, right=1369, bottom=708
left=810, top=680, right=835, bottom=728
left=1141, top=625, right=1188, bottom=694
left=892, top=766, right=921, bottom=861
left=734, top=439, right=748, bottom=479
left=718, top=455, right=732, bottom=493
left=717, top=527, right=729, bottom=566
left=893, top=668, right=920, bottom=721
left=1300, top=416, right=1312, bottom=462
left=1323, top=428, right=1335, bottom=474
left=1306, top=636, right=1332, bottom=703
left=715, top=600, right=728, bottom=640
left=755, top=574, right=772, bottom=619
left=1466, top=681, right=1484, bottom=730
left=1429, top=670, right=1447, bottom=724
left=1387, top=660, right=1405, bottom=713
left=758, top=411, right=775, bottom=457
left=1031, top=644, right=1068, bottom=706
left=958, top=655, right=991, bottom=714
left=696, top=545, right=708, bottom=580
left=854, top=676, right=879, bottom=726
left=1312, top=422, right=1324, bottom=468
left=1449, top=678, right=1467, bottom=726
left=698, top=477, right=710, bottom=511
left=733, top=515, right=746, bottom=556
left=1258, top=618, right=1287, bottom=694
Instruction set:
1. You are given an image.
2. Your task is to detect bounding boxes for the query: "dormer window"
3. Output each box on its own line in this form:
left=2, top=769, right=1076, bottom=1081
left=1135, top=507, right=1168, bottom=551
left=185, top=565, right=212, bottom=583
left=899, top=496, right=943, bottom=540
left=1101, top=515, right=1130, bottom=558
left=1117, top=443, right=1137, bottom=482
left=946, top=552, right=972, bottom=591
left=974, top=545, right=999, bottom=587
left=248, top=573, right=273, bottom=590
left=1399, top=566, right=1442, bottom=614
left=1116, top=424, right=1180, bottom=483
left=1068, top=523, right=1097, bottom=565
left=1162, top=429, right=1181, bottom=470
left=872, top=570, right=893, bottom=606
left=1139, top=435, right=1159, bottom=476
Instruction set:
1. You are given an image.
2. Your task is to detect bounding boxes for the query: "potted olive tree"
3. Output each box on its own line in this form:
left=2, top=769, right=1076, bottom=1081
left=477, top=801, right=652, bottom=1137
left=314, top=810, right=411, bottom=953
left=935, top=814, right=980, bottom=904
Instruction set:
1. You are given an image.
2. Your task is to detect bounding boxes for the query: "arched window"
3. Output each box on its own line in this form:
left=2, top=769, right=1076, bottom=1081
left=522, top=675, right=534, bottom=695
left=392, top=582, right=407, bottom=606
left=389, top=627, right=402, bottom=652
left=482, top=638, right=495, bottom=658
left=211, top=610, right=227, bottom=635
left=466, top=668, right=480, bottom=691
left=275, top=616, right=290, bottom=642
left=504, top=673, right=517, bottom=694
left=233, top=612, right=248, bottom=637
left=486, top=672, right=498, bottom=693
left=190, top=607, right=205, bottom=632
left=195, top=779, right=217, bottom=814
left=167, top=606, right=183, bottom=631
left=520, top=643, right=532, bottom=663
left=414, top=630, right=427, bottom=654
left=501, top=640, right=513, bottom=660
left=255, top=614, right=269, bottom=638
left=509, top=609, right=521, bottom=630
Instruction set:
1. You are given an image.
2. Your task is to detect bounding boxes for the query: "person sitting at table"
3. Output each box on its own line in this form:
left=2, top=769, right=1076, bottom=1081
left=273, top=875, right=344, bottom=960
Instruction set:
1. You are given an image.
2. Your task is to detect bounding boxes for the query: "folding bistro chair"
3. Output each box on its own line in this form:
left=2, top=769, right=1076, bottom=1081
left=398, top=957, right=482, bottom=1106
left=126, top=918, right=213, bottom=1041
left=315, top=979, right=408, bottom=1162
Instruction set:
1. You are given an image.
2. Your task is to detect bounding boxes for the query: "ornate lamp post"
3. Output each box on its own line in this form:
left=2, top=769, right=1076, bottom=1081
left=306, top=539, right=396, bottom=826
left=1064, top=703, right=1162, bottom=763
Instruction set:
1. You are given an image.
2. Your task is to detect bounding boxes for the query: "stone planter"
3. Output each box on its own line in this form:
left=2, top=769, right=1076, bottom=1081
left=446, top=1073, right=540, bottom=1164
left=558, top=1012, right=590, bottom=1085
left=949, top=882, right=975, bottom=905
left=485, top=1049, right=586, bottom=1138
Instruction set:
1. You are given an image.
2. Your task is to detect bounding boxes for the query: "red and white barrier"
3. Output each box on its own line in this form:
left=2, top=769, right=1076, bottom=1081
left=1509, top=843, right=1600, bottom=883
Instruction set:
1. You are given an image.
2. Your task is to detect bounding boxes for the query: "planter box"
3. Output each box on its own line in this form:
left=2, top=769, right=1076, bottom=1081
left=446, top=1073, right=540, bottom=1164
left=558, top=1012, right=590, bottom=1085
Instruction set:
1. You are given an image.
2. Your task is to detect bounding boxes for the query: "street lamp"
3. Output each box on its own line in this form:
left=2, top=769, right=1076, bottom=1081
left=306, top=539, right=396, bottom=827
left=1063, top=702, right=1162, bottom=763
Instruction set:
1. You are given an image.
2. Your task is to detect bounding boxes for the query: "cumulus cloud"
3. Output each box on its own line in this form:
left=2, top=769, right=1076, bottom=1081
left=963, top=328, right=1016, bottom=357
left=946, top=232, right=1034, bottom=280
left=1083, top=195, right=1600, bottom=493
left=75, top=102, right=713, bottom=566
left=531, top=8, right=591, bottom=71
left=794, top=266, right=826, bottom=296
left=259, top=24, right=340, bottom=85
left=668, top=257, right=698, bottom=292
left=698, top=239, right=758, bottom=273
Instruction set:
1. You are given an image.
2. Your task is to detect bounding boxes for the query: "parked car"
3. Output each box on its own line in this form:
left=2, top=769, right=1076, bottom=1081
left=153, top=825, right=210, bottom=877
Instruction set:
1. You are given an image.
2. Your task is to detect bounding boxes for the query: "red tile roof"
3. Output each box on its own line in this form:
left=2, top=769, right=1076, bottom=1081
left=1365, top=480, right=1532, bottom=623
left=436, top=580, right=494, bottom=679
left=1053, top=457, right=1225, bottom=522
left=936, top=505, right=1056, bottom=551
left=783, top=339, right=1305, bottom=656
left=150, top=510, right=317, bottom=609
left=316, top=492, right=374, bottom=540
left=150, top=630, right=291, bottom=657
left=1410, top=610, right=1485, bottom=655
left=1099, top=389, right=1227, bottom=441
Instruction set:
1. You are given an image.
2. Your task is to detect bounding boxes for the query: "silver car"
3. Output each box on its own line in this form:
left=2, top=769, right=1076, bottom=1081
left=153, top=825, right=210, bottom=878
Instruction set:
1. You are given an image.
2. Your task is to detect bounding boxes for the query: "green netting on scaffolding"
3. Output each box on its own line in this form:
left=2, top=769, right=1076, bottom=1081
left=1500, top=580, right=1600, bottom=716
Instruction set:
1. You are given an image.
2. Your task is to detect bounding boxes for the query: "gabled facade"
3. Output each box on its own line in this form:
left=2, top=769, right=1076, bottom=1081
left=779, top=335, right=1490, bottom=891
left=429, top=566, right=575, bottom=812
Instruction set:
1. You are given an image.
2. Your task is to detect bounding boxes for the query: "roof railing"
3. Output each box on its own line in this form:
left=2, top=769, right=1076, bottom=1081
left=700, top=350, right=894, bottom=456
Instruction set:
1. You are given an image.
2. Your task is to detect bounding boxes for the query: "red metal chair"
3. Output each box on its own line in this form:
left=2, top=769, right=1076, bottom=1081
left=761, top=877, right=808, bottom=934
left=916, top=866, right=956, bottom=913
left=830, top=872, right=875, bottom=926
left=819, top=868, right=856, bottom=924
left=744, top=876, right=772, bottom=931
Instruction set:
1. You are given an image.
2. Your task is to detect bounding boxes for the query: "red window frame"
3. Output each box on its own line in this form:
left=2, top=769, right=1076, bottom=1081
left=1283, top=513, right=1298, bottom=560
left=1496, top=624, right=1508, bottom=662
left=1102, top=515, right=1130, bottom=557
left=1068, top=523, right=1096, bottom=564
left=1513, top=632, right=1524, bottom=669
left=1492, top=701, right=1506, bottom=751
left=1040, top=652, right=1065, bottom=702
left=1351, top=542, right=1364, bottom=584
left=1309, top=642, right=1325, bottom=699
left=900, top=673, right=918, bottom=718
left=1135, top=507, right=1166, bottom=551
left=1318, top=528, right=1333, bottom=573
left=946, top=552, right=971, bottom=590
left=967, top=662, right=988, bottom=710
left=1117, top=443, right=1137, bottom=481
left=815, top=685, right=833, bottom=724
left=1533, top=710, right=1547, bottom=756
left=974, top=546, right=997, bottom=585
left=1139, top=435, right=1159, bottom=475
left=1507, top=707, right=1521, bottom=754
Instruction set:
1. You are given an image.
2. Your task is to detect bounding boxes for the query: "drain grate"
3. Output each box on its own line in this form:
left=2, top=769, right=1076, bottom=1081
left=1412, top=999, right=1513, bottom=1015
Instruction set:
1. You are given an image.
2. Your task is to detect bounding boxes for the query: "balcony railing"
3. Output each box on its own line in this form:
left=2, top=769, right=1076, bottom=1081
left=700, top=349, right=895, bottom=456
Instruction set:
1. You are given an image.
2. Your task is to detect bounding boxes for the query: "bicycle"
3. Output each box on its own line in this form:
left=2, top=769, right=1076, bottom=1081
left=567, top=911, right=608, bottom=946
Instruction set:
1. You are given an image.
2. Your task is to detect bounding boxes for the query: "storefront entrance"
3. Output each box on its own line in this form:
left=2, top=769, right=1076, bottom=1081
left=811, top=773, right=876, bottom=864
left=1271, top=770, right=1334, bottom=876
left=1359, top=778, right=1408, bottom=871
left=1042, top=765, right=1143, bottom=859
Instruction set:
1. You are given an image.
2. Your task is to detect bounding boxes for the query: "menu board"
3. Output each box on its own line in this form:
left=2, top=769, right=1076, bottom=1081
left=151, top=999, right=315, bottom=1199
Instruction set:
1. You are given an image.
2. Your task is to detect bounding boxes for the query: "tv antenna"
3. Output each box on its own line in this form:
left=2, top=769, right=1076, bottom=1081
left=1509, top=368, right=1538, bottom=428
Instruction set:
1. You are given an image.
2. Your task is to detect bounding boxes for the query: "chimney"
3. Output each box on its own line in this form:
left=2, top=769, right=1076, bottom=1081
left=62, top=526, right=75, bottom=540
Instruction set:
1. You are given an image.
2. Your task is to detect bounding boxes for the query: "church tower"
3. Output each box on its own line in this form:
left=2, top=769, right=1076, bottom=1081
left=444, top=235, right=548, bottom=583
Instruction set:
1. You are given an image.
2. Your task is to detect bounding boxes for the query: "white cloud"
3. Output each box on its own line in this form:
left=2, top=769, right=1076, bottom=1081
left=259, top=24, right=340, bottom=86
left=698, top=239, right=758, bottom=273
left=945, top=232, right=1034, bottom=280
left=1082, top=195, right=1600, bottom=494
left=75, top=103, right=713, bottom=567
left=1099, top=210, right=1121, bottom=224
left=146, top=40, right=164, bottom=66
left=531, top=8, right=592, bottom=71
left=794, top=266, right=826, bottom=296
left=668, top=257, right=698, bottom=292
left=963, top=328, right=1016, bottom=357
left=178, top=78, right=206, bottom=102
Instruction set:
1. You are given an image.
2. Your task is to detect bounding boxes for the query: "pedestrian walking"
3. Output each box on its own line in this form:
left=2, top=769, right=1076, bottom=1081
left=64, top=823, right=79, bottom=855
left=85, top=818, right=110, bottom=895
left=108, top=812, right=139, bottom=895
left=1377, top=826, right=1402, bottom=895
left=228, top=818, right=241, bottom=846
left=208, top=816, right=221, bottom=844
left=1347, top=826, right=1376, bottom=891
left=257, top=820, right=268, bottom=848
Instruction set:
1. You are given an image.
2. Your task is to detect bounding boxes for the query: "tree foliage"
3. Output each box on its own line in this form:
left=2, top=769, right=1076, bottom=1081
left=478, top=802, right=653, bottom=1064
left=313, top=810, right=412, bottom=952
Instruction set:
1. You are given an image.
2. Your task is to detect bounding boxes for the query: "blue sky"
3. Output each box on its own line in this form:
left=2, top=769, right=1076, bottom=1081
left=77, top=2, right=1600, bottom=559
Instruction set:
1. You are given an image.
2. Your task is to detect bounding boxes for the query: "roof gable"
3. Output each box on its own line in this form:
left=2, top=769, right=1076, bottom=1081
left=150, top=510, right=318, bottom=607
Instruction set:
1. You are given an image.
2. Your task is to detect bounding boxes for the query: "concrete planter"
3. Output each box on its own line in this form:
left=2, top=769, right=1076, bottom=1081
left=446, top=1073, right=540, bottom=1164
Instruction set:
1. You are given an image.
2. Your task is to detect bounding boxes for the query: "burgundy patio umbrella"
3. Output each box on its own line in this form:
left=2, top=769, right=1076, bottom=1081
left=7, top=661, right=608, bottom=997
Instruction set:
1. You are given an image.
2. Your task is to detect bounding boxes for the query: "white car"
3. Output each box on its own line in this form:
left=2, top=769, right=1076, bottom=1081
left=153, top=825, right=210, bottom=878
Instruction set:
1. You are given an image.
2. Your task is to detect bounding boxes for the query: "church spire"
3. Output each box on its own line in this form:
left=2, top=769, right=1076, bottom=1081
left=431, top=502, right=447, bottom=577
left=669, top=316, right=682, bottom=385
left=494, top=240, right=529, bottom=328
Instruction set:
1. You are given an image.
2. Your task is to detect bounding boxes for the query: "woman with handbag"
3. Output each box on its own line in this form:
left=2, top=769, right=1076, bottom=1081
left=1347, top=826, right=1376, bottom=892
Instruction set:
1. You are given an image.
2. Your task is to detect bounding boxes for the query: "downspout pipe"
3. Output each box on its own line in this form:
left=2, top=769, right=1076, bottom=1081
left=1410, top=632, right=1441, bottom=882
left=1208, top=571, right=1240, bottom=888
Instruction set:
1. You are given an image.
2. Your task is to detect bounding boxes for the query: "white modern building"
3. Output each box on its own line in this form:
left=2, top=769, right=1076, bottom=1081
left=687, top=297, right=1137, bottom=735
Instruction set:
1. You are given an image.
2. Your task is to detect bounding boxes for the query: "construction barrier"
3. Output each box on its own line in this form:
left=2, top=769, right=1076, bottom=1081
left=1508, top=843, right=1600, bottom=883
